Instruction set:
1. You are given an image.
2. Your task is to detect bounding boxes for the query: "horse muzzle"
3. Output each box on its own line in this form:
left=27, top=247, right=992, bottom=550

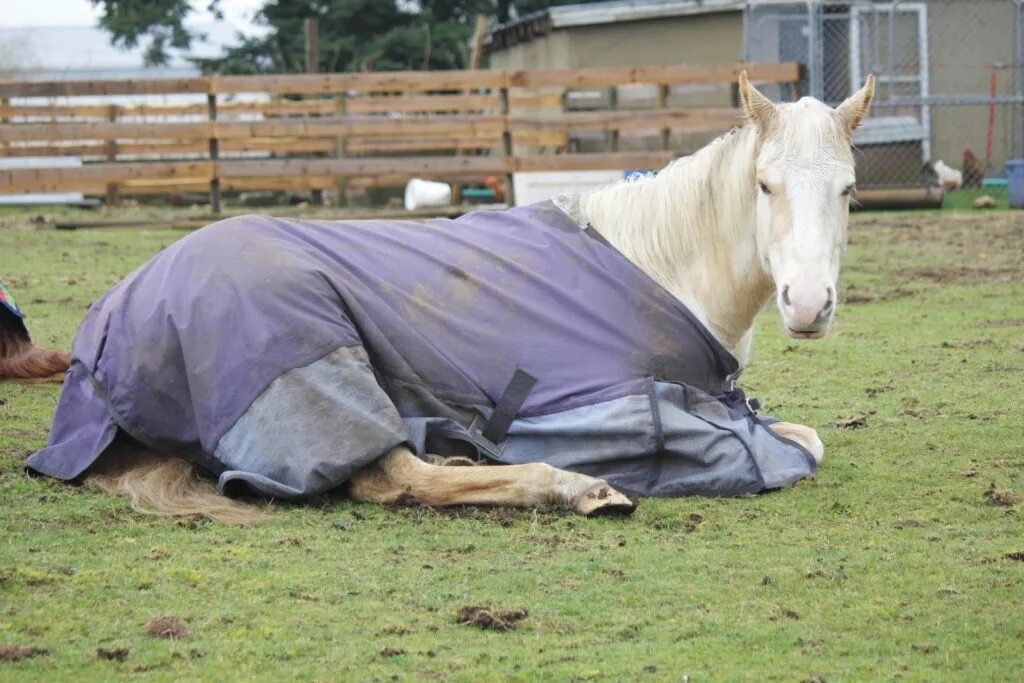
left=779, top=282, right=834, bottom=339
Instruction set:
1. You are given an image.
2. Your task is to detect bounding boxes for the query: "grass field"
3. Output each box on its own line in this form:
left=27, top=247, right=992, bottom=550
left=1, top=206, right=1022, bottom=681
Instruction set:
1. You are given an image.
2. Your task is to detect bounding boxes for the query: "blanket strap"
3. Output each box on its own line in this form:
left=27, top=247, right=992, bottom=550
left=467, top=368, right=537, bottom=458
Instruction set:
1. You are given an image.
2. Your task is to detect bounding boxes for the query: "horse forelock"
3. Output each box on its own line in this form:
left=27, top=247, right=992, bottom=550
left=767, top=98, right=854, bottom=167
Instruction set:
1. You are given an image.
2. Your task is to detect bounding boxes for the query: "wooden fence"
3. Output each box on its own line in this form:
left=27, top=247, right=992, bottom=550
left=0, top=63, right=800, bottom=209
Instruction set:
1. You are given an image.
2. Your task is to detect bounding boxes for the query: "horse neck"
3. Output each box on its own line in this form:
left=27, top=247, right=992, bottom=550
left=579, top=126, right=774, bottom=365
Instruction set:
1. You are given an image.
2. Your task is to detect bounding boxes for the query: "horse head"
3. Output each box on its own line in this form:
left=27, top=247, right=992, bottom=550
left=739, top=71, right=875, bottom=340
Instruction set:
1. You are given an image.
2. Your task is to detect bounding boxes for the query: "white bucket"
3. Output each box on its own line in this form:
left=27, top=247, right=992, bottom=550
left=404, top=178, right=452, bottom=211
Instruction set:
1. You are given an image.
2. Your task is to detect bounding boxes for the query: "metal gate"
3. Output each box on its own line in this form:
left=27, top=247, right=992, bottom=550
left=745, top=0, right=1024, bottom=188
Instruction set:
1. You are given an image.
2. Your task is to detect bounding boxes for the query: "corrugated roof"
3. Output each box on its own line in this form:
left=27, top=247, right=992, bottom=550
left=489, top=0, right=745, bottom=50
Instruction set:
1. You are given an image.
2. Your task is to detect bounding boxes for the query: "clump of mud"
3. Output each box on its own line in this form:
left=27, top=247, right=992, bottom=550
left=457, top=606, right=528, bottom=631
left=836, top=413, right=870, bottom=429
left=97, top=647, right=130, bottom=661
left=0, top=645, right=49, bottom=662
left=144, top=615, right=189, bottom=640
left=984, top=485, right=1020, bottom=507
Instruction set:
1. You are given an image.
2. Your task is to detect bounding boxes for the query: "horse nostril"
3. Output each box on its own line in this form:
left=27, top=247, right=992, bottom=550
left=780, top=285, right=791, bottom=306
left=821, top=286, right=835, bottom=313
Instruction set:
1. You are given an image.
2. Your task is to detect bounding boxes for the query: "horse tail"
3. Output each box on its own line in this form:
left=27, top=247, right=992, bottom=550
left=86, top=450, right=267, bottom=526
left=0, top=326, right=70, bottom=382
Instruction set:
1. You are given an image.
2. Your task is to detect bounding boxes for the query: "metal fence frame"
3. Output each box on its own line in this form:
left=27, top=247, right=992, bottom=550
left=745, top=0, right=1024, bottom=187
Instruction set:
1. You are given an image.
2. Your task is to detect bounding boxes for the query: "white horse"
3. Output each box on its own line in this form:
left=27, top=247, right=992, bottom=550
left=90, top=73, right=874, bottom=523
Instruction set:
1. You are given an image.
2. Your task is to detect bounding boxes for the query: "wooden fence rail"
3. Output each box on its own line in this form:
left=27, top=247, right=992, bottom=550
left=0, top=62, right=800, bottom=207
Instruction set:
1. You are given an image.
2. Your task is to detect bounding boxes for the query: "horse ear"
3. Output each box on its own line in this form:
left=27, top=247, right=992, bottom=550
left=738, top=70, right=777, bottom=135
left=836, top=74, right=875, bottom=133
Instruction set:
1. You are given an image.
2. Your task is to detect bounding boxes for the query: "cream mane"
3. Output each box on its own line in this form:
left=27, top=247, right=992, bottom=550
left=576, top=125, right=774, bottom=365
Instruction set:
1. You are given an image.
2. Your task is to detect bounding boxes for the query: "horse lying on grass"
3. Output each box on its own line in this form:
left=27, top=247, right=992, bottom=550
left=0, top=281, right=70, bottom=384
left=26, top=73, right=874, bottom=524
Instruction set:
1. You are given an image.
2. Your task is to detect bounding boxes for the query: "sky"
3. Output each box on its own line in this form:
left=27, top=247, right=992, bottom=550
left=0, top=0, right=265, bottom=30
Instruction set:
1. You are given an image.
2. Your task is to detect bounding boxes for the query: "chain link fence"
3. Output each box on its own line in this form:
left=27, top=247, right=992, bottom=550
left=745, top=0, right=1024, bottom=188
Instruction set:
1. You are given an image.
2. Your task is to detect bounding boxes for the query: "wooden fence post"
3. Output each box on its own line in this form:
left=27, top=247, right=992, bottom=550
left=305, top=17, right=324, bottom=206
left=0, top=97, right=8, bottom=156
left=105, top=104, right=119, bottom=205
left=451, top=13, right=489, bottom=205
left=499, top=84, right=515, bottom=207
left=207, top=93, right=221, bottom=214
left=658, top=84, right=670, bottom=151
left=607, top=86, right=619, bottom=152
left=335, top=92, right=347, bottom=207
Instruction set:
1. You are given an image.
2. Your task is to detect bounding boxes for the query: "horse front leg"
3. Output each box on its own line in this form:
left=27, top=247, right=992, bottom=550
left=348, top=447, right=636, bottom=516
left=768, top=422, right=824, bottom=463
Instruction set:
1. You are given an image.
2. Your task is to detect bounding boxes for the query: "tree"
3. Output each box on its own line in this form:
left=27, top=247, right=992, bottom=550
left=91, top=0, right=216, bottom=67
left=92, top=0, right=606, bottom=73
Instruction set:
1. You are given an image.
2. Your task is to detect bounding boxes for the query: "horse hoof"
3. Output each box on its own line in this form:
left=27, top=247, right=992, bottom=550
left=574, top=483, right=636, bottom=516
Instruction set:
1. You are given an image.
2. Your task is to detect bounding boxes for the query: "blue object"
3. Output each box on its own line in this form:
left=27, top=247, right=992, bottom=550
left=624, top=169, right=656, bottom=181
left=1006, top=159, right=1024, bottom=209
left=0, top=278, right=30, bottom=337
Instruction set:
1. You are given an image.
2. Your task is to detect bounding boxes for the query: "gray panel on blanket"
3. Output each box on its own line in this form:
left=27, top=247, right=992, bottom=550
left=496, top=381, right=815, bottom=498
left=213, top=341, right=814, bottom=499
left=215, top=345, right=407, bottom=499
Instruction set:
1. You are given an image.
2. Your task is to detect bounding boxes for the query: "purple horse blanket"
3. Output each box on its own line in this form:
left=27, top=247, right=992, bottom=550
left=28, top=201, right=815, bottom=498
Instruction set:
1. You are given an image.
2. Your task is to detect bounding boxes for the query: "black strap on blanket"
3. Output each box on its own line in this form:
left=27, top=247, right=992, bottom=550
left=468, top=368, right=536, bottom=458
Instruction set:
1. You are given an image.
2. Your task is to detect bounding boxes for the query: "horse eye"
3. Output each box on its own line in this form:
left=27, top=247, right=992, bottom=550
left=841, top=184, right=855, bottom=197
left=758, top=182, right=771, bottom=195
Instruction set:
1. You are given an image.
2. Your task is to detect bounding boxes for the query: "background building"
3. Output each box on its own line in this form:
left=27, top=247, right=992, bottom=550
left=489, top=0, right=1024, bottom=186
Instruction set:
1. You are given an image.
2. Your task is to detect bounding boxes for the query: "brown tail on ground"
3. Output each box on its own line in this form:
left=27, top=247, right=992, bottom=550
left=0, top=325, right=71, bottom=383
left=86, top=448, right=267, bottom=526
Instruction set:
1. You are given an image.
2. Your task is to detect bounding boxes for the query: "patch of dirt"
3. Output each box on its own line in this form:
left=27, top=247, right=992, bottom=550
left=144, top=615, right=189, bottom=640
left=851, top=212, right=1024, bottom=286
left=984, top=318, right=1024, bottom=328
left=898, top=265, right=1019, bottom=286
left=805, top=568, right=847, bottom=582
left=912, top=643, right=937, bottom=654
left=836, top=413, right=870, bottom=429
left=0, top=645, right=49, bottom=662
left=97, top=647, right=130, bottom=662
left=376, top=625, right=408, bottom=636
left=426, top=506, right=543, bottom=527
left=940, top=339, right=994, bottom=350
left=525, top=534, right=589, bottom=551
left=896, top=519, right=923, bottom=528
left=378, top=647, right=405, bottom=658
left=457, top=606, right=528, bottom=631
left=1004, top=552, right=1024, bottom=562
left=984, top=485, right=1020, bottom=507
left=842, top=287, right=914, bottom=304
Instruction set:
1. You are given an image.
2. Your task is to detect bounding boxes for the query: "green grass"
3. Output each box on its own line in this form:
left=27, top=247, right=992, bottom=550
left=940, top=186, right=1010, bottom=211
left=1, top=208, right=1022, bottom=681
